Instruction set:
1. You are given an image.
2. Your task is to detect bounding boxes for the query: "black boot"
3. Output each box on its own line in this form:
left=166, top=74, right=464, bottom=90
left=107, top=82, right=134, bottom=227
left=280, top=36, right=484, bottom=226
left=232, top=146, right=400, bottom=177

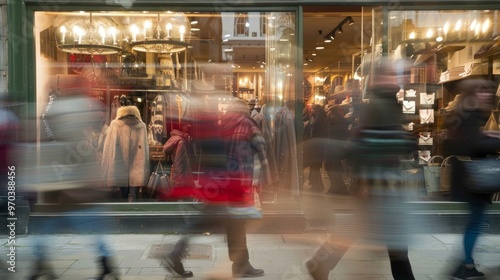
left=161, top=237, right=193, bottom=278
left=29, top=260, right=57, bottom=280
left=96, top=256, right=119, bottom=280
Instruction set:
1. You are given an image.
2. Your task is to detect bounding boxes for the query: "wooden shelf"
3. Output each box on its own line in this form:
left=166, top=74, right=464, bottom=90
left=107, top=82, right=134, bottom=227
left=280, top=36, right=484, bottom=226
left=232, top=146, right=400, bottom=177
left=438, top=74, right=486, bottom=84
left=474, top=44, right=500, bottom=59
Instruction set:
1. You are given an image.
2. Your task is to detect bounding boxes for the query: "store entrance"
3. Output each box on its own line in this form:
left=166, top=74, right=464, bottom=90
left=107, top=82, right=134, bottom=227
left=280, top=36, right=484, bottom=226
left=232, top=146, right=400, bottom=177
left=301, top=6, right=372, bottom=197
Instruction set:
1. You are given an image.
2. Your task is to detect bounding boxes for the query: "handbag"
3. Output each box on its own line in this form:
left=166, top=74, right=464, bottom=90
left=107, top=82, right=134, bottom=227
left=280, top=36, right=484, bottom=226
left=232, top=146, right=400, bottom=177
left=419, top=109, right=434, bottom=124
left=483, top=111, right=500, bottom=131
left=149, top=145, right=167, bottom=162
left=405, top=89, right=417, bottom=97
left=440, top=156, right=455, bottom=192
left=418, top=132, right=433, bottom=145
left=423, top=155, right=444, bottom=193
left=458, top=156, right=500, bottom=193
left=146, top=162, right=171, bottom=198
left=402, top=101, right=416, bottom=114
left=420, top=92, right=435, bottom=105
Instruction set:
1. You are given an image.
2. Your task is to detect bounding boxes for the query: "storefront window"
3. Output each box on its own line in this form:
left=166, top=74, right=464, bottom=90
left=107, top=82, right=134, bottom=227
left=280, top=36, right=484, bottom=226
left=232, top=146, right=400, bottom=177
left=388, top=9, right=500, bottom=201
left=32, top=10, right=298, bottom=204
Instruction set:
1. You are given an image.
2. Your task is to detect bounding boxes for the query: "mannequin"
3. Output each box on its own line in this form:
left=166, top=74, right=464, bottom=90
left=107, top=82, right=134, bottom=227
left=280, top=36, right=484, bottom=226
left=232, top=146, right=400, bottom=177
left=101, top=105, right=150, bottom=202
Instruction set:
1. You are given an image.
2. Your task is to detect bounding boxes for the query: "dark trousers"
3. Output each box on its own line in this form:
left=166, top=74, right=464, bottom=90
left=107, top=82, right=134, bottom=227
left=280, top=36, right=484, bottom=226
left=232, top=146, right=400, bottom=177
left=388, top=245, right=415, bottom=280
left=226, top=218, right=249, bottom=264
left=308, top=161, right=324, bottom=190
left=326, top=159, right=348, bottom=193
left=464, top=202, right=488, bottom=264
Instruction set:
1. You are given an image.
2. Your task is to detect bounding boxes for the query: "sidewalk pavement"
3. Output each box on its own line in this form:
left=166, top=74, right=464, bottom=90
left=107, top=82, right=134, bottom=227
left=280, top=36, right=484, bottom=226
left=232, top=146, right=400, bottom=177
left=2, top=232, right=500, bottom=280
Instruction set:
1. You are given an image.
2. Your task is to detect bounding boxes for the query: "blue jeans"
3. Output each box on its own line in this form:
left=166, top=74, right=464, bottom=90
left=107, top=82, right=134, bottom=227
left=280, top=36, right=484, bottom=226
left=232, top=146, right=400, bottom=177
left=33, top=207, right=111, bottom=260
left=463, top=202, right=488, bottom=264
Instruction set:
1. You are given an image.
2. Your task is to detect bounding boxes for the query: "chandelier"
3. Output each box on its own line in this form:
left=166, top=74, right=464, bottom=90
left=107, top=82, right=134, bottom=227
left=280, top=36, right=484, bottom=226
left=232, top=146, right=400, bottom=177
left=128, top=12, right=191, bottom=53
left=55, top=12, right=123, bottom=55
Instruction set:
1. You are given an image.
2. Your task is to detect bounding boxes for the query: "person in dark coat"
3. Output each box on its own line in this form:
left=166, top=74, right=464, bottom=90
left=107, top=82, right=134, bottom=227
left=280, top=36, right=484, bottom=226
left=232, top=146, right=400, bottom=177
left=306, top=59, right=417, bottom=280
left=163, top=124, right=196, bottom=188
left=324, top=104, right=350, bottom=195
left=303, top=104, right=328, bottom=192
left=445, top=78, right=500, bottom=279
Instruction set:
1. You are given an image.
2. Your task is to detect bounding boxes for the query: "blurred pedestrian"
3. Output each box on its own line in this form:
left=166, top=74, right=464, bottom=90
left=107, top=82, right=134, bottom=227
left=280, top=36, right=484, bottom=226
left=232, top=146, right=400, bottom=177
left=18, top=76, right=119, bottom=280
left=0, top=101, right=19, bottom=279
left=159, top=98, right=272, bottom=278
left=352, top=59, right=416, bottom=280
left=307, top=59, right=417, bottom=280
left=445, top=78, right=500, bottom=280
left=303, top=104, right=328, bottom=192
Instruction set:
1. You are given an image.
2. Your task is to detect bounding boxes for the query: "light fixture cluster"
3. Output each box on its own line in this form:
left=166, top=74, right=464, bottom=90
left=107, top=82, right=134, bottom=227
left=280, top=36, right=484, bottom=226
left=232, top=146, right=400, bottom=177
left=55, top=11, right=192, bottom=55
left=129, top=12, right=191, bottom=53
left=55, top=12, right=123, bottom=54
left=324, top=16, right=355, bottom=43
left=408, top=18, right=492, bottom=42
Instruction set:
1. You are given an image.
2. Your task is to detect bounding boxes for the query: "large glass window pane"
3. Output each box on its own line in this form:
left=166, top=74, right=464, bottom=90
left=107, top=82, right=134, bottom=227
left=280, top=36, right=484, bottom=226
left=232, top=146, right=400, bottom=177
left=31, top=10, right=298, bottom=205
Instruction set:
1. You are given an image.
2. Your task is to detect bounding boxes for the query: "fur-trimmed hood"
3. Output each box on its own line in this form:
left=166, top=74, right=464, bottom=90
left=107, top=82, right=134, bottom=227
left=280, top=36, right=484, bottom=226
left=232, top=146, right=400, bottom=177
left=116, top=105, right=142, bottom=121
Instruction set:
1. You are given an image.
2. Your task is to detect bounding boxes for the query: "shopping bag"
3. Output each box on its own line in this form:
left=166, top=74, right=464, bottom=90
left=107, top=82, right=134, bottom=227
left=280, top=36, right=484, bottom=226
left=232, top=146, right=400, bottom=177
left=146, top=162, right=171, bottom=197
left=440, top=156, right=455, bottom=192
left=423, top=156, right=444, bottom=193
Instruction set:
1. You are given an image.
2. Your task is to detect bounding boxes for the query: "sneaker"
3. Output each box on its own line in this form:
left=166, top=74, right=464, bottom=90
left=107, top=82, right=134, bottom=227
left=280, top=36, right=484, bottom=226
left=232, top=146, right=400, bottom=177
left=450, top=264, right=485, bottom=280
left=232, top=262, right=264, bottom=278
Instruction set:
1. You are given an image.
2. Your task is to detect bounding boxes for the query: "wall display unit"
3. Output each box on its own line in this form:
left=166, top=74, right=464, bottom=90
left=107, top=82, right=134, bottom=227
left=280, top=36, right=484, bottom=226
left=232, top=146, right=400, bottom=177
left=388, top=9, right=500, bottom=200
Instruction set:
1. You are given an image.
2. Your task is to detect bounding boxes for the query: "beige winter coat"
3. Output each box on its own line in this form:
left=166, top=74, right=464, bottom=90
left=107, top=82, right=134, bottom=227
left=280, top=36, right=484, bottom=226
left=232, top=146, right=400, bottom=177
left=101, top=106, right=149, bottom=187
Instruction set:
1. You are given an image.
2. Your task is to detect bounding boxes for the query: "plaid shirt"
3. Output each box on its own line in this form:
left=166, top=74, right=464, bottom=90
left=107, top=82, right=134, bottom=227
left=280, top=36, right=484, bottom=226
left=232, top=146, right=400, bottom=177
left=220, top=112, right=272, bottom=190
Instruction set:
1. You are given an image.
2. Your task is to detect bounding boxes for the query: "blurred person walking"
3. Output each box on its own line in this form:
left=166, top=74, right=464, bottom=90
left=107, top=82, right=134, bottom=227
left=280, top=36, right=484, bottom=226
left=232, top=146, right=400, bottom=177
left=159, top=98, right=272, bottom=278
left=220, top=98, right=272, bottom=277
left=0, top=101, right=19, bottom=279
left=445, top=78, right=500, bottom=280
left=19, top=76, right=119, bottom=280
left=306, top=59, right=417, bottom=280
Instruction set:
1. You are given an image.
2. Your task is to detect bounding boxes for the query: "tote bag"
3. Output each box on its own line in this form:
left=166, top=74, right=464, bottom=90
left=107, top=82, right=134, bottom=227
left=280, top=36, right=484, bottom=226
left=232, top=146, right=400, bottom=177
left=423, top=156, right=444, bottom=193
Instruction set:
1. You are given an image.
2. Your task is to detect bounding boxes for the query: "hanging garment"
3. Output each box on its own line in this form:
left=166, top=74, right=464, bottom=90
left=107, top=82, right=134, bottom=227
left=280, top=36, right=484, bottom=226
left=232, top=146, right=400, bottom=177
left=149, top=94, right=166, bottom=145
left=274, top=106, right=300, bottom=196
left=101, top=106, right=150, bottom=187
left=251, top=109, right=279, bottom=184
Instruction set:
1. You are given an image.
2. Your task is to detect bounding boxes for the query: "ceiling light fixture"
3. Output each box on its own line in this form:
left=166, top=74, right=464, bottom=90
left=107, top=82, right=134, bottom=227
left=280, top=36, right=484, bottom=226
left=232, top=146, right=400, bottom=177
left=55, top=12, right=123, bottom=54
left=323, top=16, right=355, bottom=43
left=129, top=12, right=191, bottom=53
left=347, top=17, right=355, bottom=25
